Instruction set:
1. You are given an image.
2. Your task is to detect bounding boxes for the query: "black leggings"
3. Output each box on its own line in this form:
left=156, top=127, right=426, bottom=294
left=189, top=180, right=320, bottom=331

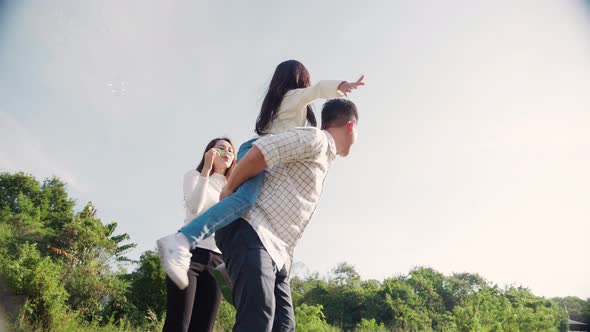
left=162, top=248, right=223, bottom=332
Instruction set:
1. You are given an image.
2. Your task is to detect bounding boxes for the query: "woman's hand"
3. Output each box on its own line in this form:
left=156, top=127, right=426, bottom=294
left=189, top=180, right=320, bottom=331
left=201, top=148, right=219, bottom=176
left=338, top=75, right=365, bottom=96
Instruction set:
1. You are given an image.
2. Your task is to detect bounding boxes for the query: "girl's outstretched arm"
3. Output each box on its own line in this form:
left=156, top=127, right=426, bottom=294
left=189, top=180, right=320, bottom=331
left=280, top=75, right=365, bottom=118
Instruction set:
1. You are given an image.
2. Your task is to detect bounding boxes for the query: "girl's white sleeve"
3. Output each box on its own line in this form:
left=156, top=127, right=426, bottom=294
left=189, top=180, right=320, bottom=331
left=183, top=171, right=209, bottom=218
left=279, top=80, right=344, bottom=118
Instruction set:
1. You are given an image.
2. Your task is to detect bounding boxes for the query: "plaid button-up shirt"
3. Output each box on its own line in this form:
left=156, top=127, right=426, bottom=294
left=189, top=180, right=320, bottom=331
left=244, top=127, right=337, bottom=271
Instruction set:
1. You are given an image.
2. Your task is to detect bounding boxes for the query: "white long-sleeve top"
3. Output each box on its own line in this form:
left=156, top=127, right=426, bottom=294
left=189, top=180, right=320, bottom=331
left=265, top=80, right=344, bottom=135
left=183, top=170, right=226, bottom=253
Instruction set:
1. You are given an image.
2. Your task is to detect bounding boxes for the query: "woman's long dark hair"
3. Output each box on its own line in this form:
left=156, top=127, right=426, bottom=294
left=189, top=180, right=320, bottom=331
left=196, top=137, right=236, bottom=177
left=255, top=60, right=317, bottom=135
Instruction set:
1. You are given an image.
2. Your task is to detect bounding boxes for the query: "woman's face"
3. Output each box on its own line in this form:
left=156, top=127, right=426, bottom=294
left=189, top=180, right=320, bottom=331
left=212, top=140, right=235, bottom=172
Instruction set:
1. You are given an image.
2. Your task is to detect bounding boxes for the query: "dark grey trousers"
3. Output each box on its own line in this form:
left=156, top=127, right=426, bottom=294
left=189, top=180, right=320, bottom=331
left=215, top=218, right=295, bottom=332
left=163, top=248, right=223, bottom=332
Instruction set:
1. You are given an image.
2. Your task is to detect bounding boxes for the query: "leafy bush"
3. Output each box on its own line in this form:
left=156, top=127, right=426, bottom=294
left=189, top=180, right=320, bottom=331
left=295, top=304, right=340, bottom=332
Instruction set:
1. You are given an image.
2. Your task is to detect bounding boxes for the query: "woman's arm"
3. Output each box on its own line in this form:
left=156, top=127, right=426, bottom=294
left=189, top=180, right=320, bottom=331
left=184, top=148, right=219, bottom=217
left=183, top=172, right=210, bottom=217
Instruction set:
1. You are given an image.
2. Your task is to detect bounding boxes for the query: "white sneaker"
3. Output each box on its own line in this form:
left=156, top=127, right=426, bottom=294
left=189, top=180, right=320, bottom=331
left=156, top=233, right=192, bottom=290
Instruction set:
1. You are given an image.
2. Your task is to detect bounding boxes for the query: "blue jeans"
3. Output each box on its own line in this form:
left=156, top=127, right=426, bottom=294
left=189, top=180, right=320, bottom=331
left=180, top=138, right=264, bottom=247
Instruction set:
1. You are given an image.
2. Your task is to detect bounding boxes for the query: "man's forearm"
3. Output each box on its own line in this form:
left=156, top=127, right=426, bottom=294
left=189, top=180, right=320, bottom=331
left=225, top=145, right=267, bottom=192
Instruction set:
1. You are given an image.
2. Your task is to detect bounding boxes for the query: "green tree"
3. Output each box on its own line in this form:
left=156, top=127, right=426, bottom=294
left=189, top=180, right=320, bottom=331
left=125, top=250, right=167, bottom=321
left=353, top=318, right=387, bottom=332
left=552, top=296, right=588, bottom=323
left=0, top=172, right=45, bottom=213
left=452, top=286, right=504, bottom=332
left=295, top=304, right=340, bottom=332
left=583, top=298, right=590, bottom=324
left=0, top=173, right=75, bottom=236
left=379, top=276, right=432, bottom=331
left=49, top=202, right=135, bottom=322
left=0, top=172, right=578, bottom=332
left=1, top=242, right=71, bottom=331
left=330, top=262, right=361, bottom=287
left=216, top=300, right=236, bottom=331
left=0, top=173, right=136, bottom=329
left=504, top=286, right=566, bottom=332
left=300, top=263, right=369, bottom=330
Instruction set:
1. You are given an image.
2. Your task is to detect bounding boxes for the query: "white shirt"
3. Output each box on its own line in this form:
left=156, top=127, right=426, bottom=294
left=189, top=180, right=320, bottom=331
left=265, top=80, right=344, bottom=135
left=183, top=170, right=226, bottom=253
left=244, top=127, right=337, bottom=271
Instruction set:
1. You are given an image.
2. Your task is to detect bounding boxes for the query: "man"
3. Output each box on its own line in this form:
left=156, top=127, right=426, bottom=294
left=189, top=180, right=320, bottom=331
left=222, top=98, right=359, bottom=331
left=160, top=98, right=359, bottom=331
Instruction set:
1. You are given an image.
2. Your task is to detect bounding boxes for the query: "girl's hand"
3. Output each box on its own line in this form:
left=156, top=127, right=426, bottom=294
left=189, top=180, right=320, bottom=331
left=201, top=148, right=219, bottom=176
left=338, top=75, right=365, bottom=96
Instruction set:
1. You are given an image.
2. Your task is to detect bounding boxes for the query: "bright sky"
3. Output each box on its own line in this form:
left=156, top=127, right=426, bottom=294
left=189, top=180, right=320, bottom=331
left=1, top=1, right=589, bottom=298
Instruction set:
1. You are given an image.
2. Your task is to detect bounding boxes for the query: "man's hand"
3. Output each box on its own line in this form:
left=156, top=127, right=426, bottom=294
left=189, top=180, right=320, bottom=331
left=219, top=145, right=267, bottom=200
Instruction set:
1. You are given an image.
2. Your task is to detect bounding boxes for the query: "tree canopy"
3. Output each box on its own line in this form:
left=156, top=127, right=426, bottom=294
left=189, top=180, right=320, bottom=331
left=0, top=172, right=587, bottom=331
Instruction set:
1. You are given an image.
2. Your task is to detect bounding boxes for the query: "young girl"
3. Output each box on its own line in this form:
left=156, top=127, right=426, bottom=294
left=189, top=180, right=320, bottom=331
left=162, top=137, right=236, bottom=332
left=158, top=60, right=364, bottom=289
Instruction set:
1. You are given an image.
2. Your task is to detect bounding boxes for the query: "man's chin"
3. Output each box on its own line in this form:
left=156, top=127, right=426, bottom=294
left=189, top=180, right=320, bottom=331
left=338, top=150, right=351, bottom=157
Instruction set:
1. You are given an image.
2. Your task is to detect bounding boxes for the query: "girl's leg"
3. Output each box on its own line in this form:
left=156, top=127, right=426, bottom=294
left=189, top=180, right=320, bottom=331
left=179, top=138, right=264, bottom=247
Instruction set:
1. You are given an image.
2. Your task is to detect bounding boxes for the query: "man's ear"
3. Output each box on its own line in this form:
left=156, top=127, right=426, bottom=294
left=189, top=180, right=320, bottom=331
left=347, top=120, right=356, bottom=133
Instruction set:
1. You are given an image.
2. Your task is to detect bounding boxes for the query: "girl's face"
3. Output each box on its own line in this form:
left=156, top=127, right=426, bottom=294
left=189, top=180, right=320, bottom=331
left=213, top=140, right=235, bottom=172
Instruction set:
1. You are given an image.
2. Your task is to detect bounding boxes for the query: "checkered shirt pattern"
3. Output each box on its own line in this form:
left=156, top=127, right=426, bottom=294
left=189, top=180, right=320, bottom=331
left=244, top=127, right=337, bottom=271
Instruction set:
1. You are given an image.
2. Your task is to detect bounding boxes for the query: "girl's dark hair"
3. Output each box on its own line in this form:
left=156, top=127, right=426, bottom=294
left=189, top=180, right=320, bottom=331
left=255, top=60, right=317, bottom=135
left=196, top=137, right=236, bottom=177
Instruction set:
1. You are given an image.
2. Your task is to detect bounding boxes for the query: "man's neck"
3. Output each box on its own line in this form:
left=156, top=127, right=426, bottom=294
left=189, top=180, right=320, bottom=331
left=324, top=128, right=343, bottom=156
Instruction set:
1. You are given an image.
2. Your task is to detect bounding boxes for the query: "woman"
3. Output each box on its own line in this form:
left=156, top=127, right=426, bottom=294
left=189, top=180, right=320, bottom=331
left=162, top=137, right=236, bottom=332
